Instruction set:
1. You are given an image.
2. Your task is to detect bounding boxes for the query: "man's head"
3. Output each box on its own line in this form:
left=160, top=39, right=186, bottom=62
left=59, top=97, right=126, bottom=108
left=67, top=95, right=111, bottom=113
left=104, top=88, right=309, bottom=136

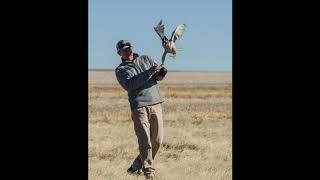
left=116, top=40, right=133, bottom=60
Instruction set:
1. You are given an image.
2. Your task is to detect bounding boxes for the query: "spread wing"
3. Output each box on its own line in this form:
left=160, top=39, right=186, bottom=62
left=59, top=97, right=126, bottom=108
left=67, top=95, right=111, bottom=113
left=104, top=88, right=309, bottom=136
left=170, top=24, right=187, bottom=42
left=154, top=20, right=168, bottom=40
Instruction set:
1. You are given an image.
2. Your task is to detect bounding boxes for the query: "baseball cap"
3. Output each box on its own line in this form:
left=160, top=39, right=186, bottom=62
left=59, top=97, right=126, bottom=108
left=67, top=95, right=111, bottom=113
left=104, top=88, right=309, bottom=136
left=116, top=40, right=132, bottom=51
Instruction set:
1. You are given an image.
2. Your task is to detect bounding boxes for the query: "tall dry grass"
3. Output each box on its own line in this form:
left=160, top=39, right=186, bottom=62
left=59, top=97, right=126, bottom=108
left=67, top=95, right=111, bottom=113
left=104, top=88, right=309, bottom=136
left=89, top=81, right=232, bottom=180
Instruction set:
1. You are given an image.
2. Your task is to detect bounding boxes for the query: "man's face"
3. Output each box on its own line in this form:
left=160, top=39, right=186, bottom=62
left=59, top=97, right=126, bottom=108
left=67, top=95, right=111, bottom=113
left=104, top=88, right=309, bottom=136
left=119, top=47, right=133, bottom=60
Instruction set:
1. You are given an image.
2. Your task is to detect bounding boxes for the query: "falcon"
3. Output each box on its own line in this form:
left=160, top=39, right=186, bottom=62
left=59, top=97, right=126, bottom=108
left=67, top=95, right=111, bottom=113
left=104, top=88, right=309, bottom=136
left=154, top=20, right=187, bottom=66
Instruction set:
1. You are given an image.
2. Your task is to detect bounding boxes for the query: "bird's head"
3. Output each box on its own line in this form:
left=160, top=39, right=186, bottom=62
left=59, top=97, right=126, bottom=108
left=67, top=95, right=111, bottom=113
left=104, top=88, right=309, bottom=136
left=162, top=40, right=170, bottom=49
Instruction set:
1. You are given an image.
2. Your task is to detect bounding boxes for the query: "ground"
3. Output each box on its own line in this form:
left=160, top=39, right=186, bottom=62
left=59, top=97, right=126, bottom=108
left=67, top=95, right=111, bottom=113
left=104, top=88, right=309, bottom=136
left=89, top=70, right=232, bottom=180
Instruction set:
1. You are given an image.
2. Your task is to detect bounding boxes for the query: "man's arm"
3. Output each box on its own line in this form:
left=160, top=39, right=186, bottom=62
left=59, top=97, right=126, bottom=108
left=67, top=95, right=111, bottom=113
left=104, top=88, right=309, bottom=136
left=115, top=67, right=158, bottom=91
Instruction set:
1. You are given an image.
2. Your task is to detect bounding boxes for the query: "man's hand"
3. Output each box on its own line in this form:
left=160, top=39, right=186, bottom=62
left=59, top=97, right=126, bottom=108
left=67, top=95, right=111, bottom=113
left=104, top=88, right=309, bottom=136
left=153, top=66, right=167, bottom=81
left=147, top=65, right=159, bottom=77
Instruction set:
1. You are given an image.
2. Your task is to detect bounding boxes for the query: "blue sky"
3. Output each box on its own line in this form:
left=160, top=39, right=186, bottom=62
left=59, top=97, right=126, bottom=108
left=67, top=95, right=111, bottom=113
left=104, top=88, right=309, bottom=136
left=89, top=0, right=232, bottom=72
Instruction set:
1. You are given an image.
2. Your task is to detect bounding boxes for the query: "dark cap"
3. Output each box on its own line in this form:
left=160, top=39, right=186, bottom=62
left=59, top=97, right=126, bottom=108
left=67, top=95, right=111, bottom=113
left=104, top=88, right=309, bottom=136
left=116, top=40, right=132, bottom=51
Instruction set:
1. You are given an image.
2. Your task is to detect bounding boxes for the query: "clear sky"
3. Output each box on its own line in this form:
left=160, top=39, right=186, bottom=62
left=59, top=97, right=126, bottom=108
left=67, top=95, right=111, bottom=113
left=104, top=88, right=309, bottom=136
left=89, top=0, right=232, bottom=72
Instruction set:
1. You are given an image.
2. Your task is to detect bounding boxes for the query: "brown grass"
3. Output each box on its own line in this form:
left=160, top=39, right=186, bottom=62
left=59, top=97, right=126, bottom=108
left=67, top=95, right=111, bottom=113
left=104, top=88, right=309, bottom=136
left=89, top=71, right=232, bottom=180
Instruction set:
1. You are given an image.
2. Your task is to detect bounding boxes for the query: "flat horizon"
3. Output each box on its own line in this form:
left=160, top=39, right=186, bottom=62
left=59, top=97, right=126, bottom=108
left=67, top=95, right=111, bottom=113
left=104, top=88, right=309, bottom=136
left=88, top=68, right=232, bottom=73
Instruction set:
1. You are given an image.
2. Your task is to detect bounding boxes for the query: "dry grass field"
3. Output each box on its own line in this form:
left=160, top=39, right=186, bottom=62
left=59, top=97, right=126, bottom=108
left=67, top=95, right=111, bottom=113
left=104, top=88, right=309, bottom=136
left=89, top=70, right=232, bottom=180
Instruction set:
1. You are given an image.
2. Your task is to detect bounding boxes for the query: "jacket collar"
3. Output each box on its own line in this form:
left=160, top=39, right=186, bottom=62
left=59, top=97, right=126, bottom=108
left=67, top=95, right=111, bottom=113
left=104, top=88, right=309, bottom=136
left=121, top=53, right=139, bottom=63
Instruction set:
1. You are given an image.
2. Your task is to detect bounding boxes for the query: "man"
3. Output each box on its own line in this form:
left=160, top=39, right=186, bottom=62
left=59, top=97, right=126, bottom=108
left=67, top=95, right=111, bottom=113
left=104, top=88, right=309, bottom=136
left=115, top=40, right=168, bottom=179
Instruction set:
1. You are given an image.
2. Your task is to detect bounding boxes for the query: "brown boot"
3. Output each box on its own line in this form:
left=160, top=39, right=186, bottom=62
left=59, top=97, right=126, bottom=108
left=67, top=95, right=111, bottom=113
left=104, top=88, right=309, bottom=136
left=127, top=166, right=143, bottom=176
left=144, top=173, right=154, bottom=179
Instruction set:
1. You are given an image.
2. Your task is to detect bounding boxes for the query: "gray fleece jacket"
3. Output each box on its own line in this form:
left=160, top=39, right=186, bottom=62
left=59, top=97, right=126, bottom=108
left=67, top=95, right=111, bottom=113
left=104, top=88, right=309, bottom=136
left=115, top=53, right=164, bottom=110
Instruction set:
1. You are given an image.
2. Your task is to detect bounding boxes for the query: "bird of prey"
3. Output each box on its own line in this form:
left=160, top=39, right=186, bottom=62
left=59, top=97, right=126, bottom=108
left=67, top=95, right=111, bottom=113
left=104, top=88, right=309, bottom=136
left=154, top=20, right=187, bottom=67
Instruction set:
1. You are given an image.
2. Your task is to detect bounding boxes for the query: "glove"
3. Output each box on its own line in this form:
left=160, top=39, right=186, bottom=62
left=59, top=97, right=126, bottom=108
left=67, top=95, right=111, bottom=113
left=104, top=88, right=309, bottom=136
left=153, top=67, right=167, bottom=81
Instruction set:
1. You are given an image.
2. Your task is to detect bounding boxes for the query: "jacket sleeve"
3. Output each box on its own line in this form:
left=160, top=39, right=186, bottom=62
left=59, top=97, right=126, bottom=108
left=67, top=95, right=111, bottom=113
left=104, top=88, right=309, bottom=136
left=115, top=68, right=151, bottom=91
left=144, top=55, right=158, bottom=67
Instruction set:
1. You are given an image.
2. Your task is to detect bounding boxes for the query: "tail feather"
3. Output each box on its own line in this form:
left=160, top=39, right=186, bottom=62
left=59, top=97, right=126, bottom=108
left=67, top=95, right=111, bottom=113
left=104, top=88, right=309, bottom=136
left=168, top=53, right=176, bottom=58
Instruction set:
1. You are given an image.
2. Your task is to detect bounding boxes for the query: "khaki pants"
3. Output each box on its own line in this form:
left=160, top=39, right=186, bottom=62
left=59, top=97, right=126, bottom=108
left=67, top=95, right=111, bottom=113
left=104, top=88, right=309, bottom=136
left=130, top=103, right=164, bottom=176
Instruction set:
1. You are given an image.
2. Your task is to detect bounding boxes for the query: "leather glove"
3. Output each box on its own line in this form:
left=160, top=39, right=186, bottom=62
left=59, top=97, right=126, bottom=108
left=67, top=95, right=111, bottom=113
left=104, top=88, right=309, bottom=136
left=153, top=66, right=167, bottom=81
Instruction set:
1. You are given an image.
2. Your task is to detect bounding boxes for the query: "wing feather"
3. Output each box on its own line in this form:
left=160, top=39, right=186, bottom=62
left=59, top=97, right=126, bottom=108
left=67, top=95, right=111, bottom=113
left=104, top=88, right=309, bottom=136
left=154, top=20, right=168, bottom=40
left=170, top=24, right=187, bottom=42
